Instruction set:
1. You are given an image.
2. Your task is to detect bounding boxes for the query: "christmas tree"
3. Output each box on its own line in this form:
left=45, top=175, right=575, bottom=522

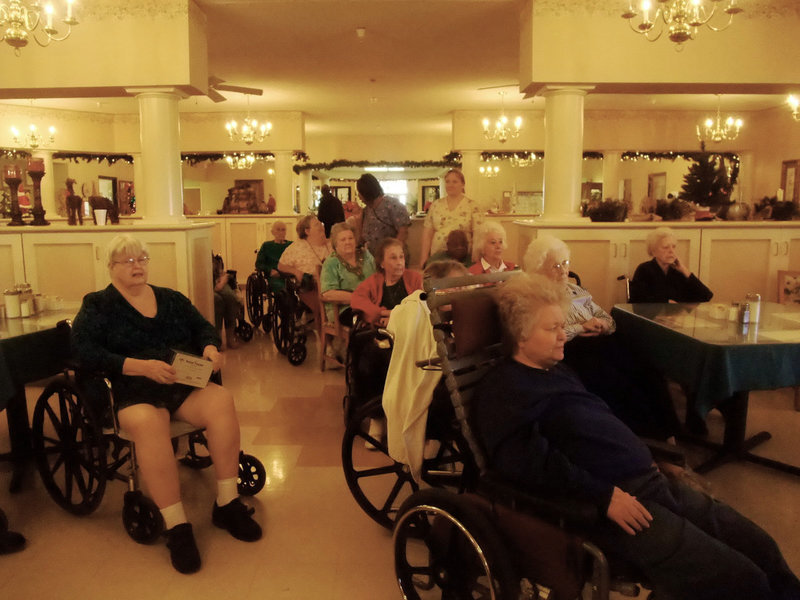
left=679, top=142, right=736, bottom=209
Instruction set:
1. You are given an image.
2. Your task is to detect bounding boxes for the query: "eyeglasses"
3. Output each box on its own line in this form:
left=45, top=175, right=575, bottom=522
left=552, top=259, right=570, bottom=271
left=114, top=256, right=150, bottom=267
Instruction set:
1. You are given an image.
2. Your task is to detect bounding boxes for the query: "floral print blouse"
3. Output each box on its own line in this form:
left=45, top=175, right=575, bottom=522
left=423, top=195, right=477, bottom=255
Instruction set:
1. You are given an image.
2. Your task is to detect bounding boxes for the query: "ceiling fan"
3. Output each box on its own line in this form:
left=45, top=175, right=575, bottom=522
left=207, top=76, right=263, bottom=103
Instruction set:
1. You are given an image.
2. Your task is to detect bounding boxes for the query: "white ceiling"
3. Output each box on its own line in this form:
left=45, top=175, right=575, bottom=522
left=2, top=0, right=793, bottom=135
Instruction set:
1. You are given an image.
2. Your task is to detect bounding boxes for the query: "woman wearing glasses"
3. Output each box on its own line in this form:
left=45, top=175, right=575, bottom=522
left=523, top=235, right=681, bottom=442
left=72, top=235, right=261, bottom=574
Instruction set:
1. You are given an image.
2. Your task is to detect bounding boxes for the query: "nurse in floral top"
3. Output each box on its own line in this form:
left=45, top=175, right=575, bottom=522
left=418, top=169, right=477, bottom=266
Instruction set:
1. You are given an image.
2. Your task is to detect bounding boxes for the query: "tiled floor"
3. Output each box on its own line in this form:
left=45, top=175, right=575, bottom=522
left=1, top=329, right=799, bottom=599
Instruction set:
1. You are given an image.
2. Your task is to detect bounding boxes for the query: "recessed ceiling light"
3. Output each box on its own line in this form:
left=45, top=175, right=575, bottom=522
left=356, top=27, right=366, bottom=39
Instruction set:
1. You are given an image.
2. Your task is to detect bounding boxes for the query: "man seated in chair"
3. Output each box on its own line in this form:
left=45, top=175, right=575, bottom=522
left=473, top=272, right=800, bottom=600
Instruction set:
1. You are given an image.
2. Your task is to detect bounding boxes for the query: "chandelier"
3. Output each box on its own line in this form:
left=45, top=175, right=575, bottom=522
left=224, top=153, right=257, bottom=170
left=11, top=123, right=55, bottom=148
left=482, top=91, right=522, bottom=144
left=479, top=164, right=499, bottom=178
left=621, top=0, right=743, bottom=49
left=1, top=0, right=79, bottom=54
left=225, top=96, right=271, bottom=145
left=696, top=95, right=742, bottom=143
left=510, top=152, right=538, bottom=168
left=788, top=95, right=800, bottom=122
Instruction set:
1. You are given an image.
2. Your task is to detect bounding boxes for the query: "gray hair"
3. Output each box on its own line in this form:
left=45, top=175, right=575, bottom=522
left=423, top=259, right=468, bottom=279
left=471, top=221, right=507, bottom=263
left=523, top=235, right=570, bottom=274
left=646, top=227, right=676, bottom=257
left=270, top=220, right=287, bottom=236
left=106, top=234, right=148, bottom=272
left=330, top=221, right=355, bottom=251
left=497, top=272, right=569, bottom=349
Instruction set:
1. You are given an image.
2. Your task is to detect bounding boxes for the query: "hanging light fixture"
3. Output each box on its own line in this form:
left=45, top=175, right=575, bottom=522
left=621, top=0, right=742, bottom=49
left=787, top=95, right=800, bottom=122
left=1, top=0, right=78, bottom=54
left=510, top=152, right=538, bottom=168
left=225, top=95, right=271, bottom=145
left=479, top=164, right=500, bottom=178
left=224, top=153, right=256, bottom=170
left=11, top=123, right=55, bottom=149
left=696, top=95, right=742, bottom=143
left=482, top=91, right=522, bottom=144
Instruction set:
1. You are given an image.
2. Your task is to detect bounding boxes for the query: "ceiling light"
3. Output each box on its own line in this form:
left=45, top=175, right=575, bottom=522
left=788, top=95, right=800, bottom=122
left=11, top=123, right=56, bottom=149
left=482, top=91, right=522, bottom=144
left=225, top=95, right=271, bottom=145
left=356, top=27, right=366, bottom=39
left=696, top=95, right=742, bottom=143
left=1, top=0, right=79, bottom=54
left=479, top=165, right=499, bottom=178
left=622, top=0, right=743, bottom=49
left=224, top=153, right=256, bottom=170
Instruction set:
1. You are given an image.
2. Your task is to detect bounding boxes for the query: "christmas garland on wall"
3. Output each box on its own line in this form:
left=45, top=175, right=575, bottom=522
left=480, top=151, right=604, bottom=161
left=292, top=155, right=462, bottom=174
left=0, top=148, right=32, bottom=160
left=53, top=152, right=134, bottom=165
left=181, top=152, right=276, bottom=167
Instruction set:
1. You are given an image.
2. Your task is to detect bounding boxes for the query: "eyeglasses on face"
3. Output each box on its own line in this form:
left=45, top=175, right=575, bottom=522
left=114, top=256, right=150, bottom=267
left=551, top=259, right=570, bottom=271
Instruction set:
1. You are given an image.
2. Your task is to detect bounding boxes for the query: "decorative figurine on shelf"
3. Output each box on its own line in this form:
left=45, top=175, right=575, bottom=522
left=65, top=178, right=83, bottom=225
left=89, top=196, right=119, bottom=224
left=27, top=158, right=50, bottom=226
left=3, top=165, right=26, bottom=226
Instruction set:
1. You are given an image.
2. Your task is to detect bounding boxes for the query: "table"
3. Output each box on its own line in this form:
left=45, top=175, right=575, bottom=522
left=0, top=306, right=78, bottom=491
left=611, top=302, right=800, bottom=475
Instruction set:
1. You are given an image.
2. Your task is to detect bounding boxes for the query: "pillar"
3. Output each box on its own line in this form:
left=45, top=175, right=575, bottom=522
left=542, top=87, right=589, bottom=220
left=126, top=88, right=185, bottom=221
left=298, top=169, right=313, bottom=212
left=460, top=150, right=481, bottom=202
left=603, top=151, right=622, bottom=201
left=34, top=150, right=56, bottom=216
left=273, top=151, right=295, bottom=214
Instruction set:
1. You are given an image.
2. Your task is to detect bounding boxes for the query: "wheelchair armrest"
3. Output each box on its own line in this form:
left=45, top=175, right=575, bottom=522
left=642, top=437, right=686, bottom=467
left=478, top=472, right=599, bottom=528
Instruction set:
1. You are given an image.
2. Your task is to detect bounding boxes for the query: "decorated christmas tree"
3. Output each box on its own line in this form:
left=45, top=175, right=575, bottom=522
left=678, top=142, right=737, bottom=209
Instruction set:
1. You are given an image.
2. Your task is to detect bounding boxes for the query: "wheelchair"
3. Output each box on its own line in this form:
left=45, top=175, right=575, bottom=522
left=244, top=268, right=274, bottom=335
left=213, top=253, right=253, bottom=343
left=270, top=272, right=313, bottom=366
left=31, top=329, right=266, bottom=544
left=340, top=311, right=475, bottom=531
left=389, top=272, right=673, bottom=600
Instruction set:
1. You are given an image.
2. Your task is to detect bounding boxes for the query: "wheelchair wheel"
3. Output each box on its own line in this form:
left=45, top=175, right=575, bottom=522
left=237, top=452, right=266, bottom=496
left=342, top=398, right=418, bottom=529
left=32, top=378, right=108, bottom=516
left=272, top=293, right=292, bottom=354
left=236, top=319, right=254, bottom=342
left=261, top=290, right=273, bottom=334
left=122, top=490, right=163, bottom=544
left=245, top=273, right=263, bottom=328
left=394, top=489, right=519, bottom=600
left=287, top=342, right=307, bottom=366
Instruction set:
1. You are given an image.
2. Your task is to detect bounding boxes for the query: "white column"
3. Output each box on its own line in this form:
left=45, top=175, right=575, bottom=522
left=298, top=169, right=313, bottom=212
left=34, top=150, right=56, bottom=216
left=542, top=87, right=589, bottom=220
left=131, top=152, right=143, bottom=215
left=126, top=88, right=185, bottom=221
left=273, top=151, right=295, bottom=214
left=460, top=150, right=481, bottom=200
left=603, top=151, right=622, bottom=201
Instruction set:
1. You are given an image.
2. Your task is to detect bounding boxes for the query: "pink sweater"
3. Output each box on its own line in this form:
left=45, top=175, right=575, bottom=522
left=351, top=270, right=424, bottom=324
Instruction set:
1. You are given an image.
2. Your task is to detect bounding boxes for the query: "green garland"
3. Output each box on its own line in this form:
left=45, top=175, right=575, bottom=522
left=53, top=152, right=134, bottom=165
left=181, top=152, right=276, bottom=167
left=480, top=151, right=604, bottom=161
left=292, top=155, right=462, bottom=174
left=0, top=148, right=32, bottom=160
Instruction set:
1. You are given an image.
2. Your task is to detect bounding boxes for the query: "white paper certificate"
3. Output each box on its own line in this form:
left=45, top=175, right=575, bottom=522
left=170, top=350, right=213, bottom=388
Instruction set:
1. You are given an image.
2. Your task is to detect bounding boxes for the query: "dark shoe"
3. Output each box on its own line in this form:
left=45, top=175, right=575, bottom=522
left=0, top=530, right=26, bottom=555
left=165, top=523, right=201, bottom=574
left=212, top=498, right=262, bottom=542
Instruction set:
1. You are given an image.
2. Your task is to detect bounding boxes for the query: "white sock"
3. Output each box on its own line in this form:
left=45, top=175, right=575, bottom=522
left=217, top=477, right=239, bottom=507
left=160, top=502, right=188, bottom=530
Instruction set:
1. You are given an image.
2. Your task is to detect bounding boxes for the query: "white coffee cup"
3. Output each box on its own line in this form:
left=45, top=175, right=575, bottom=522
left=95, top=208, right=108, bottom=225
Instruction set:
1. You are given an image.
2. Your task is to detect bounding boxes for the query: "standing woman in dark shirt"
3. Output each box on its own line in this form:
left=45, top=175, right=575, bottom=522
left=629, top=227, right=713, bottom=303
left=71, top=235, right=261, bottom=574
left=351, top=237, right=422, bottom=326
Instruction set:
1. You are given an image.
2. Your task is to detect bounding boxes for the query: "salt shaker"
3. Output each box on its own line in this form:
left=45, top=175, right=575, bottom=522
left=745, top=292, right=761, bottom=324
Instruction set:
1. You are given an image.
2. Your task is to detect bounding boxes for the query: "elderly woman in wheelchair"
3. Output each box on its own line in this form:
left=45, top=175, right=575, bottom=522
left=71, top=235, right=261, bottom=574
left=471, top=272, right=800, bottom=599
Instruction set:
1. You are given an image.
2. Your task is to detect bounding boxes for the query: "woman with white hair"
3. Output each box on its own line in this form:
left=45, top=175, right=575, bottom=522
left=467, top=221, right=516, bottom=274
left=629, top=227, right=712, bottom=303
left=71, top=235, right=261, bottom=574
left=523, top=234, right=680, bottom=441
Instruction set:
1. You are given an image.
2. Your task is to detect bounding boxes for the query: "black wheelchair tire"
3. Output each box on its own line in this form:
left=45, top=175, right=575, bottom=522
left=288, top=342, right=307, bottom=366
left=122, top=490, right=163, bottom=544
left=394, top=488, right=519, bottom=600
left=236, top=320, right=254, bottom=342
left=32, top=378, right=108, bottom=516
left=237, top=452, right=266, bottom=496
left=178, top=431, right=213, bottom=470
left=245, top=272, right=264, bottom=328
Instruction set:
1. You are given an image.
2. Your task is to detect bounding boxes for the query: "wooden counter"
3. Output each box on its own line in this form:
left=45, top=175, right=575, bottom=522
left=515, top=220, right=800, bottom=310
left=0, top=220, right=215, bottom=322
